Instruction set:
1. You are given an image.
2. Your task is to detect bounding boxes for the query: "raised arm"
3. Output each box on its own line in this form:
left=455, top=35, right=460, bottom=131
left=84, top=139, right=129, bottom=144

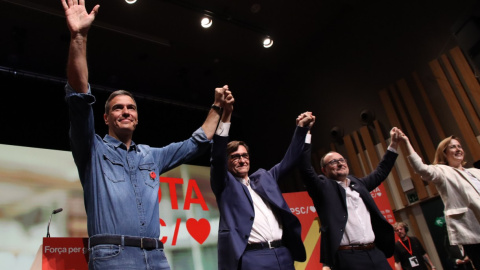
left=396, top=128, right=416, bottom=155
left=221, top=89, right=234, bottom=123
left=201, top=85, right=231, bottom=140
left=397, top=128, right=440, bottom=182
left=62, top=0, right=99, bottom=93
left=268, top=112, right=315, bottom=179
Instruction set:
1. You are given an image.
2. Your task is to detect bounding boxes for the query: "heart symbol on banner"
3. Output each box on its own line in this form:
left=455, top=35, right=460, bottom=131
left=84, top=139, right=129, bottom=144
left=376, top=192, right=382, bottom=197
left=309, top=206, right=317, bottom=213
left=186, top=218, right=211, bottom=244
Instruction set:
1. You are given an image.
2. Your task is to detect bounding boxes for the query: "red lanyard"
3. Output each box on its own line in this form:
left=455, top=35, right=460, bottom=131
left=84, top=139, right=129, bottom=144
left=399, top=237, right=413, bottom=256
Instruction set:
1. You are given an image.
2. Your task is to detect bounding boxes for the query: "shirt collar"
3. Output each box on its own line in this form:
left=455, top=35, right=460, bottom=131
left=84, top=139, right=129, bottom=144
left=103, top=134, right=138, bottom=151
left=235, top=176, right=250, bottom=186
left=336, top=177, right=351, bottom=188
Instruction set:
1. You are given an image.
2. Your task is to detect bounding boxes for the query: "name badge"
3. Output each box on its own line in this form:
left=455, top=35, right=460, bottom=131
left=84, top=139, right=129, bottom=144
left=409, top=256, right=420, bottom=267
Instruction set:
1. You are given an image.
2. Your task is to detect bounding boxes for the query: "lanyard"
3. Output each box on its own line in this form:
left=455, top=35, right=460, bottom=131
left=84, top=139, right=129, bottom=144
left=399, top=237, right=413, bottom=256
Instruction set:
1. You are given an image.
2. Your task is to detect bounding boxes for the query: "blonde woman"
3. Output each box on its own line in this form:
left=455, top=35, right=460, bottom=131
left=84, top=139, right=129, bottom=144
left=399, top=131, right=480, bottom=269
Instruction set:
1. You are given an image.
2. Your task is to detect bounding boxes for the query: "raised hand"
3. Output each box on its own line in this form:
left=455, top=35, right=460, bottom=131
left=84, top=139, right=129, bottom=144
left=389, top=127, right=408, bottom=150
left=223, top=89, right=234, bottom=113
left=214, top=85, right=228, bottom=107
left=61, top=0, right=100, bottom=37
left=296, top=111, right=315, bottom=128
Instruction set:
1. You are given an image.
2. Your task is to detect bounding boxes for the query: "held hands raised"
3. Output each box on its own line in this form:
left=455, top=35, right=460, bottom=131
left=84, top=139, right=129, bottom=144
left=214, top=85, right=234, bottom=112
left=296, top=111, right=315, bottom=128
left=389, top=127, right=411, bottom=150
left=389, top=127, right=403, bottom=150
left=61, top=0, right=100, bottom=37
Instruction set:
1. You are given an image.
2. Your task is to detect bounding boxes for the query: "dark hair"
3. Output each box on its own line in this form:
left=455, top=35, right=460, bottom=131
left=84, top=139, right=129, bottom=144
left=226, top=141, right=249, bottom=156
left=104, top=90, right=136, bottom=114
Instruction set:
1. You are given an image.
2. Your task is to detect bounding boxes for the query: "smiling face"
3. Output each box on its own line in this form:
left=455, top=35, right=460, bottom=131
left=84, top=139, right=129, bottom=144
left=103, top=94, right=138, bottom=140
left=321, top=152, right=349, bottom=181
left=227, top=145, right=250, bottom=179
left=444, top=139, right=464, bottom=168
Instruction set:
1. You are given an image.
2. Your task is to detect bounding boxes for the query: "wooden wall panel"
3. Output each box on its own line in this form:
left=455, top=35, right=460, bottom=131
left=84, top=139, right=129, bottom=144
left=440, top=54, right=480, bottom=135
left=396, top=79, right=438, bottom=194
left=412, top=72, right=446, bottom=139
left=429, top=59, right=480, bottom=160
left=353, top=131, right=370, bottom=175
left=360, top=126, right=396, bottom=209
left=379, top=89, right=429, bottom=200
left=396, top=79, right=436, bottom=163
left=388, top=86, right=430, bottom=199
left=343, top=134, right=363, bottom=177
left=374, top=120, right=408, bottom=206
left=449, top=46, right=480, bottom=117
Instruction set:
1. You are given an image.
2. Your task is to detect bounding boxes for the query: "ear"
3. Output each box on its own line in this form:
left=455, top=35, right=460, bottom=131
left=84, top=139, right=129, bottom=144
left=321, top=167, right=326, bottom=175
left=104, top=113, right=109, bottom=125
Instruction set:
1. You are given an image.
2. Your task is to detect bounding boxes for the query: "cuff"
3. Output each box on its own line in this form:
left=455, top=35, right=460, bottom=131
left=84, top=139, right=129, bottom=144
left=216, top=122, right=231, bottom=137
left=305, top=133, right=312, bottom=144
left=387, top=146, right=397, bottom=153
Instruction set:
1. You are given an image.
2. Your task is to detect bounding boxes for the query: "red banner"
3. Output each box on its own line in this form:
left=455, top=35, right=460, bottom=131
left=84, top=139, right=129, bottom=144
left=284, top=185, right=396, bottom=269
left=42, top=237, right=88, bottom=270
left=283, top=191, right=322, bottom=269
left=370, top=183, right=397, bottom=268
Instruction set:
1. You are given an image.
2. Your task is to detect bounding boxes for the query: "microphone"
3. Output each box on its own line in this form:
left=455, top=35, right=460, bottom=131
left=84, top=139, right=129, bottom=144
left=46, top=208, right=63, bottom=238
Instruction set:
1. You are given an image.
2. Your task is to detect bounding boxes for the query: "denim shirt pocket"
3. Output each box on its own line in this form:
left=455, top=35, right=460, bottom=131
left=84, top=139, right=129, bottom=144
left=102, top=153, right=126, bottom=183
left=139, top=162, right=159, bottom=189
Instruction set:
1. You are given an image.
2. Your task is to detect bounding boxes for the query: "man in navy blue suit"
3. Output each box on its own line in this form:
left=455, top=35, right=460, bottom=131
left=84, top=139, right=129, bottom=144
left=300, top=127, right=403, bottom=270
left=210, top=99, right=314, bottom=270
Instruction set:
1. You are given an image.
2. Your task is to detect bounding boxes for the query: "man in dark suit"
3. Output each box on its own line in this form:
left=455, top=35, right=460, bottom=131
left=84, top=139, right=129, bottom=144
left=210, top=106, right=314, bottom=270
left=299, top=127, right=402, bottom=270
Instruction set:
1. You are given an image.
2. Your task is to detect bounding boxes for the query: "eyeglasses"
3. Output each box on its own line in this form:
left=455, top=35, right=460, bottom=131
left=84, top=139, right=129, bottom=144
left=230, top=153, right=249, bottom=161
left=324, top=158, right=347, bottom=167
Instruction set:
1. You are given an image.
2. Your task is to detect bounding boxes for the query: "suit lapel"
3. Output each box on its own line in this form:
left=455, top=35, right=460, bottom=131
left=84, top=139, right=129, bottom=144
left=250, top=176, right=279, bottom=209
left=336, top=181, right=348, bottom=210
left=241, top=178, right=254, bottom=209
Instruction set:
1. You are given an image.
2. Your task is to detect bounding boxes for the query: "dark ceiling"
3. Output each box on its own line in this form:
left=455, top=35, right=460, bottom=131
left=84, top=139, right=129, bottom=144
left=1, top=0, right=478, bottom=175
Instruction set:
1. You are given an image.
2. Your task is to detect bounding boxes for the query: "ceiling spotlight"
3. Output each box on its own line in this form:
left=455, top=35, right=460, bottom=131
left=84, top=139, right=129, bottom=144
left=263, top=36, right=273, bottom=48
left=125, top=0, right=137, bottom=4
left=201, top=16, right=213, bottom=28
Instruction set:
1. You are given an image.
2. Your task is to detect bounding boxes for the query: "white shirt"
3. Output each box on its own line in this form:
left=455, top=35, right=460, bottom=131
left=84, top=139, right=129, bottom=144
left=217, top=121, right=283, bottom=243
left=337, top=177, right=375, bottom=245
left=239, top=177, right=283, bottom=244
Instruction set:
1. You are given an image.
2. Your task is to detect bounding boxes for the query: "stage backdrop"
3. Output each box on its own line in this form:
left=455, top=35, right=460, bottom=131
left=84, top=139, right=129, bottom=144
left=0, top=143, right=396, bottom=269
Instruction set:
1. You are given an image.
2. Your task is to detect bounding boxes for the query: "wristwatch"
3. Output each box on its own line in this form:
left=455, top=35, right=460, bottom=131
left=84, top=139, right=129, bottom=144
left=211, top=104, right=222, bottom=114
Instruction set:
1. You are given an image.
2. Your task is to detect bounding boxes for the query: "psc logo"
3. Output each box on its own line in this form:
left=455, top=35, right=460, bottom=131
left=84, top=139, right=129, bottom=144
left=290, top=205, right=316, bottom=215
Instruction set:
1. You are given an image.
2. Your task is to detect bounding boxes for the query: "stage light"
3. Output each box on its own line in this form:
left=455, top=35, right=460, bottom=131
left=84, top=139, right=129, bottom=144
left=125, top=0, right=137, bottom=4
left=201, top=16, right=213, bottom=28
left=263, top=36, right=273, bottom=48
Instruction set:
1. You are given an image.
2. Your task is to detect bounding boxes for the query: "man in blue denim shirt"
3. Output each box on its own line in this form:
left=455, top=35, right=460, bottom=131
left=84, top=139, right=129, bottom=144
left=61, top=1, right=233, bottom=269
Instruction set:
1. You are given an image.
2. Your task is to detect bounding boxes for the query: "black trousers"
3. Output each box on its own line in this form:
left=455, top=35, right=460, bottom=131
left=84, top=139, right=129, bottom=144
left=464, top=243, right=480, bottom=270
left=334, top=247, right=392, bottom=270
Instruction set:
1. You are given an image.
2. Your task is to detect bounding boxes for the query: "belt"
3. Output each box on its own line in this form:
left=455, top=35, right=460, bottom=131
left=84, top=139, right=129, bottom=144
left=338, top=243, right=375, bottom=251
left=89, top=235, right=164, bottom=250
left=246, top=240, right=283, bottom=251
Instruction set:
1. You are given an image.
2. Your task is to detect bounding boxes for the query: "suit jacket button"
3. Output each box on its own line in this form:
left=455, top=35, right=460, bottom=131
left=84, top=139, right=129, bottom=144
left=250, top=217, right=254, bottom=221
left=245, top=235, right=249, bottom=239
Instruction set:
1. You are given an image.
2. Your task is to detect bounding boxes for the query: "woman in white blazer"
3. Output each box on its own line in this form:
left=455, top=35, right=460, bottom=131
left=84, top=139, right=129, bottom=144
left=398, top=131, right=480, bottom=269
